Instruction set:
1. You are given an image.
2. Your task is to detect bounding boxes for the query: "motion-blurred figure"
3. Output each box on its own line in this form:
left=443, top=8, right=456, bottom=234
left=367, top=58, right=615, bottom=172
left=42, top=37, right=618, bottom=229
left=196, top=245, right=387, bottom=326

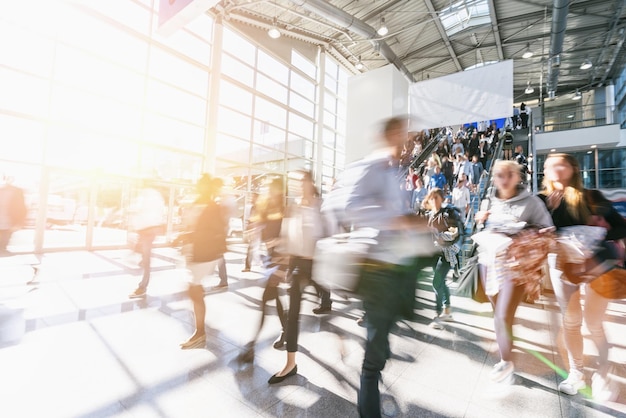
left=128, top=181, right=165, bottom=298
left=0, top=173, right=27, bottom=256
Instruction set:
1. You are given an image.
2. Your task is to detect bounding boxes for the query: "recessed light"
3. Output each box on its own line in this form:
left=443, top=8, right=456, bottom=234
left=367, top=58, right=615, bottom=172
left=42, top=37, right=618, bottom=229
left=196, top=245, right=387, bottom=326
left=550, top=149, right=556, bottom=152
left=590, top=145, right=597, bottom=148
left=587, top=151, right=593, bottom=154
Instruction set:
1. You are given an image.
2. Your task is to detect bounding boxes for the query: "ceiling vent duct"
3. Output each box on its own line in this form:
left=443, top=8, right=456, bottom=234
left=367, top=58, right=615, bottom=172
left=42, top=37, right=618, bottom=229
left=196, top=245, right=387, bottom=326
left=546, top=0, right=569, bottom=94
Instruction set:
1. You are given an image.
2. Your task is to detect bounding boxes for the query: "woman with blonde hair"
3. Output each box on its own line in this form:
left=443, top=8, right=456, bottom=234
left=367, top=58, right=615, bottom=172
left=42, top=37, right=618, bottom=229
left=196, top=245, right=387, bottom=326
left=474, top=159, right=553, bottom=382
left=539, top=153, right=626, bottom=400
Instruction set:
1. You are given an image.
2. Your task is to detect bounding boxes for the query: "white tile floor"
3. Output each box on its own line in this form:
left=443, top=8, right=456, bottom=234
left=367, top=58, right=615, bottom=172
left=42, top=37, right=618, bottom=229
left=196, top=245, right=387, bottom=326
left=1, top=243, right=626, bottom=418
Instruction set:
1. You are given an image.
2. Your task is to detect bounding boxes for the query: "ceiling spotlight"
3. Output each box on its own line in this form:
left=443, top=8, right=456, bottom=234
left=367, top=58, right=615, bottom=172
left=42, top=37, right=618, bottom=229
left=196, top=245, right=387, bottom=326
left=377, top=17, right=388, bottom=36
left=572, top=90, right=582, bottom=101
left=268, top=18, right=281, bottom=39
left=580, top=59, right=593, bottom=70
left=355, top=56, right=364, bottom=70
left=525, top=82, right=534, bottom=94
left=522, top=43, right=533, bottom=59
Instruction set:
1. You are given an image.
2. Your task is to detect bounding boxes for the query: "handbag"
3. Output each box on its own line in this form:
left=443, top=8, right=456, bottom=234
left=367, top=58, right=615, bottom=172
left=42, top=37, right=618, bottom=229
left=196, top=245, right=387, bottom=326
left=453, top=254, right=489, bottom=303
left=590, top=268, right=626, bottom=299
left=312, top=228, right=378, bottom=294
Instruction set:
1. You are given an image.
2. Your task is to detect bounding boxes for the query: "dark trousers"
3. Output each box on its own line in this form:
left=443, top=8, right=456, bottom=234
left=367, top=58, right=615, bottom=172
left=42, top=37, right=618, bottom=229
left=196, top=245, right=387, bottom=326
left=480, top=266, right=525, bottom=362
left=285, top=256, right=312, bottom=352
left=136, top=226, right=159, bottom=290
left=357, top=260, right=420, bottom=418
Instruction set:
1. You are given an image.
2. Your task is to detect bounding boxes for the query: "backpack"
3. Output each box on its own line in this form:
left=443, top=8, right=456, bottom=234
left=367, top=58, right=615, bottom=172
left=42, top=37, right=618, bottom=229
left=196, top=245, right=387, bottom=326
left=429, top=205, right=464, bottom=247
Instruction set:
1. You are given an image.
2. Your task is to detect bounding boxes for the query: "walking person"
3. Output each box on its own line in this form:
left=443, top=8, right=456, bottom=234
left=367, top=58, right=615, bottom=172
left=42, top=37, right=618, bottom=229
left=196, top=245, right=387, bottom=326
left=423, top=188, right=464, bottom=329
left=538, top=153, right=626, bottom=400
left=179, top=175, right=227, bottom=349
left=474, top=160, right=553, bottom=382
left=324, top=117, right=431, bottom=417
left=128, top=181, right=165, bottom=299
left=268, top=171, right=328, bottom=383
left=237, top=178, right=288, bottom=363
left=0, top=173, right=26, bottom=256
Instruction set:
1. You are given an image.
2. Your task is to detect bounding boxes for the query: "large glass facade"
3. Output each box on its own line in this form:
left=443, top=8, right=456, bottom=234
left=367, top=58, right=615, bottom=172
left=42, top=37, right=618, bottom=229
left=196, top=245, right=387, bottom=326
left=536, top=148, right=626, bottom=189
left=0, top=1, right=348, bottom=253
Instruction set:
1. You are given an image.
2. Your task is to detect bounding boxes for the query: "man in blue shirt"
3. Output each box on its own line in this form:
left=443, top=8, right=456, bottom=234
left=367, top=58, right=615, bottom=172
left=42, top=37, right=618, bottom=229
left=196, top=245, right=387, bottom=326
left=429, top=165, right=447, bottom=191
left=326, top=117, right=433, bottom=417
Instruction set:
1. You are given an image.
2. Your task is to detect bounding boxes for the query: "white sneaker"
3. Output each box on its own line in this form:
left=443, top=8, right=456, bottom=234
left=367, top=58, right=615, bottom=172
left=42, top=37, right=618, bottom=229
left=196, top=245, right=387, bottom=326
left=490, top=360, right=514, bottom=383
left=430, top=317, right=443, bottom=329
left=591, top=373, right=618, bottom=402
left=558, top=369, right=586, bottom=395
left=438, top=313, right=454, bottom=322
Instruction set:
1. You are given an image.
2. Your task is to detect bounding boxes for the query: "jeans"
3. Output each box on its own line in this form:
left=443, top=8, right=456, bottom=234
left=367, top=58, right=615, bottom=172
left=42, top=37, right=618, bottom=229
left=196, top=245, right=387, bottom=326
left=136, top=226, right=159, bottom=291
left=550, top=273, right=610, bottom=375
left=431, top=254, right=452, bottom=315
left=357, top=260, right=419, bottom=418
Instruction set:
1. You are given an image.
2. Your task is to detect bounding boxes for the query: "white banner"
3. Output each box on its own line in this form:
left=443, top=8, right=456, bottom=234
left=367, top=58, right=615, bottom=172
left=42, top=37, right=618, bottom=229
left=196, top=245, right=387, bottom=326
left=409, top=60, right=513, bottom=131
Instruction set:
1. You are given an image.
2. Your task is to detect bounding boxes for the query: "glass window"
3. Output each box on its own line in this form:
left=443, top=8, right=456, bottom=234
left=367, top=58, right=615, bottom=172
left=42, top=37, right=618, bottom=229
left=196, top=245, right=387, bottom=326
left=141, top=147, right=203, bottom=181
left=223, top=27, right=256, bottom=66
left=143, top=113, right=205, bottom=153
left=324, top=75, right=338, bottom=92
left=0, top=115, right=45, bottom=164
left=322, top=128, right=335, bottom=148
left=289, top=112, right=314, bottom=139
left=335, top=151, right=345, bottom=169
left=289, top=92, right=315, bottom=118
left=220, top=80, right=253, bottom=115
left=55, top=45, right=145, bottom=106
left=151, top=24, right=211, bottom=65
left=258, top=49, right=289, bottom=85
left=146, top=79, right=207, bottom=125
left=291, top=50, right=316, bottom=79
left=252, top=144, right=285, bottom=172
left=46, top=125, right=139, bottom=174
left=42, top=171, right=92, bottom=249
left=324, top=110, right=336, bottom=129
left=255, top=97, right=287, bottom=129
left=79, top=0, right=151, bottom=33
left=57, top=9, right=149, bottom=72
left=185, top=12, right=214, bottom=42
left=215, top=133, right=251, bottom=162
left=599, top=169, right=626, bottom=188
left=149, top=47, right=209, bottom=95
left=257, top=73, right=288, bottom=103
left=0, top=21, right=55, bottom=77
left=218, top=107, right=251, bottom=140
left=598, top=149, right=626, bottom=169
left=290, top=71, right=315, bottom=99
left=50, top=84, right=143, bottom=138
left=0, top=68, right=49, bottom=118
left=323, top=147, right=335, bottom=165
left=286, top=135, right=312, bottom=159
left=222, top=54, right=255, bottom=87
left=253, top=121, right=285, bottom=152
left=324, top=93, right=337, bottom=113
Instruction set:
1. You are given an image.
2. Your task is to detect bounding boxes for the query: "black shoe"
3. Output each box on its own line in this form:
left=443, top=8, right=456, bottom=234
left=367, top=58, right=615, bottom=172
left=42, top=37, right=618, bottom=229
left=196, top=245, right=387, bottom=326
left=268, top=365, right=297, bottom=384
left=237, top=344, right=255, bottom=364
left=312, top=304, right=332, bottom=315
left=273, top=331, right=286, bottom=349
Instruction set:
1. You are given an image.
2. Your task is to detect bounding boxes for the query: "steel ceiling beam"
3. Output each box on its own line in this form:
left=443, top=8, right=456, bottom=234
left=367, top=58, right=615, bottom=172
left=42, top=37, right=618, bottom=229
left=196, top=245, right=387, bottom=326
left=487, top=0, right=505, bottom=60
left=288, top=0, right=416, bottom=81
left=422, top=0, right=462, bottom=71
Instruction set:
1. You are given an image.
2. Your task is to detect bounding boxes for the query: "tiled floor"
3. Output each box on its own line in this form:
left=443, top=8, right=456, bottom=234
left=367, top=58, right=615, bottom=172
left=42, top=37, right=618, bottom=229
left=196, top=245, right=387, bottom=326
left=1, top=241, right=626, bottom=418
